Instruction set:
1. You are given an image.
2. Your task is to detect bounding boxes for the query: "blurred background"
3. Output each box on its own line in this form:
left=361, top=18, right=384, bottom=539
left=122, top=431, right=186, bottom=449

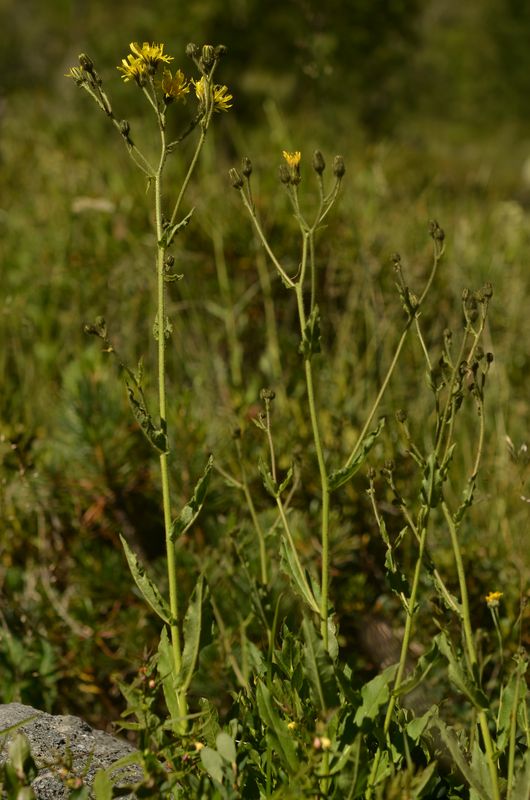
left=1, top=0, right=528, bottom=729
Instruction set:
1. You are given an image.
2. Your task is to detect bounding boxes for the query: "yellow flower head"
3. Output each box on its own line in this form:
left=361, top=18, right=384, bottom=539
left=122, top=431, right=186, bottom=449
left=160, top=69, right=189, bottom=102
left=282, top=151, right=301, bottom=169
left=129, top=41, right=173, bottom=68
left=485, top=591, right=503, bottom=608
left=193, top=77, right=233, bottom=112
left=117, top=54, right=148, bottom=84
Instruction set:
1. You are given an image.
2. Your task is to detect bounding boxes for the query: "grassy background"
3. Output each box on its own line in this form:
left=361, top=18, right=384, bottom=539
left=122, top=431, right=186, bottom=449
left=1, top=0, right=529, bottom=732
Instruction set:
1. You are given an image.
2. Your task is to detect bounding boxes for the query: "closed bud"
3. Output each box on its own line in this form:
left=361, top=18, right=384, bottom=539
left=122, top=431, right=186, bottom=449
left=279, top=164, right=291, bottom=184
left=395, top=409, right=407, bottom=423
left=229, top=168, right=244, bottom=189
left=214, top=45, right=227, bottom=59
left=78, top=53, right=95, bottom=73
left=260, top=388, right=276, bottom=402
left=185, top=43, right=200, bottom=59
left=242, top=157, right=253, bottom=177
left=333, top=155, right=345, bottom=178
left=119, top=120, right=130, bottom=138
left=201, top=45, right=215, bottom=69
left=482, top=281, right=493, bottom=299
left=312, top=150, right=326, bottom=174
left=165, top=254, right=175, bottom=268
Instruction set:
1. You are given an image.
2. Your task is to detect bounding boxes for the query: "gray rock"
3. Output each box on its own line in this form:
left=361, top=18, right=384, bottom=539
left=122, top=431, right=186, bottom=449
left=0, top=703, right=142, bottom=798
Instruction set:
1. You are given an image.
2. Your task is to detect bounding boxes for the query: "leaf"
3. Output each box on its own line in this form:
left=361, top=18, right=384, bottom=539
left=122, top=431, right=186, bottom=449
left=432, top=719, right=490, bottom=799
left=279, top=538, right=320, bottom=615
left=92, top=769, right=113, bottom=800
left=469, top=739, right=494, bottom=800
left=329, top=417, right=386, bottom=491
left=393, top=636, right=441, bottom=698
left=216, top=732, right=237, bottom=764
left=406, top=705, right=438, bottom=743
left=176, top=574, right=204, bottom=693
left=170, top=456, right=213, bottom=541
left=302, top=618, right=339, bottom=712
left=511, top=748, right=530, bottom=800
left=119, top=534, right=171, bottom=623
left=200, top=746, right=224, bottom=784
left=126, top=382, right=168, bottom=453
left=497, top=650, right=528, bottom=754
left=437, top=631, right=489, bottom=710
left=258, top=456, right=278, bottom=498
left=157, top=627, right=181, bottom=727
left=299, top=305, right=321, bottom=359
left=354, top=664, right=398, bottom=725
left=277, top=463, right=294, bottom=496
left=256, top=682, right=298, bottom=773
left=158, top=207, right=194, bottom=248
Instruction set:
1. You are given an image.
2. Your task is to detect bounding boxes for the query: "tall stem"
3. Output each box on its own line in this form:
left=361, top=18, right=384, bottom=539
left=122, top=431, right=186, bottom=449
left=295, top=284, right=330, bottom=648
left=154, top=129, right=187, bottom=730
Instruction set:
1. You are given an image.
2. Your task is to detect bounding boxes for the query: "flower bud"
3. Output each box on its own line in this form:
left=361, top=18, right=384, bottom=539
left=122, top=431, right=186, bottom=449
left=201, top=45, right=215, bottom=70
left=242, top=157, right=253, bottom=178
left=214, top=45, right=227, bottom=59
left=78, top=53, right=95, bottom=73
left=333, top=155, right=345, bottom=178
left=229, top=168, right=244, bottom=189
left=185, top=43, right=200, bottom=59
left=312, top=150, right=326, bottom=174
left=279, top=164, right=291, bottom=184
left=119, top=120, right=130, bottom=138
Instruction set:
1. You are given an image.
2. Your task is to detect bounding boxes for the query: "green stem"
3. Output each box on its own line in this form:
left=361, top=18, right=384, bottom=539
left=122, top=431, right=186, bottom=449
left=295, top=284, right=330, bottom=648
left=442, top=501, right=500, bottom=800
left=154, top=123, right=187, bottom=730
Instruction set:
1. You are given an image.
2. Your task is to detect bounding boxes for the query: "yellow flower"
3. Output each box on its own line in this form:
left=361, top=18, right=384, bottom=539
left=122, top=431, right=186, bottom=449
left=287, top=721, right=297, bottom=730
left=160, top=69, right=189, bottom=102
left=117, top=54, right=148, bottom=84
left=129, top=41, right=173, bottom=68
left=485, top=591, right=503, bottom=608
left=193, top=77, right=233, bottom=112
left=193, top=741, right=205, bottom=752
left=282, top=151, right=302, bottom=169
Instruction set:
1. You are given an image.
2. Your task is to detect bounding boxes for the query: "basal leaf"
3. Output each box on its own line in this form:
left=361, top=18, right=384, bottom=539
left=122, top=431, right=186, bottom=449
left=119, top=534, right=171, bottom=623
left=302, top=618, right=339, bottom=712
left=92, top=769, right=113, bottom=800
left=216, top=732, right=237, bottom=764
left=200, top=746, right=224, bottom=784
left=511, top=748, right=530, bottom=800
left=170, top=456, right=213, bottom=541
left=157, top=626, right=181, bottom=727
left=176, top=574, right=204, bottom=693
left=256, top=682, right=298, bottom=773
left=432, top=719, right=490, bottom=799
left=329, top=417, right=385, bottom=491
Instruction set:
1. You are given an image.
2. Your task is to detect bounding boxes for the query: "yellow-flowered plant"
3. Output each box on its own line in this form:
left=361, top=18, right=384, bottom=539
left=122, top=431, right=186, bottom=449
left=65, top=42, right=231, bottom=737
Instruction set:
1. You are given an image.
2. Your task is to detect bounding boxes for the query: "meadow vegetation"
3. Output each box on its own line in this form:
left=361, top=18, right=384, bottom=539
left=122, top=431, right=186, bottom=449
left=1, top=3, right=529, bottom=797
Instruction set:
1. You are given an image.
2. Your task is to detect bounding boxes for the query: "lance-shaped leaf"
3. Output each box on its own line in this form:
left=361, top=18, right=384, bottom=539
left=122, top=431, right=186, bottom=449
left=431, top=718, right=490, bottom=799
left=176, top=574, right=204, bottom=693
left=299, top=305, right=321, bottom=359
left=393, top=634, right=442, bottom=698
left=119, top=534, right=171, bottom=623
left=256, top=682, right=298, bottom=773
left=437, top=631, right=489, bottom=710
left=158, top=207, right=194, bottom=248
left=329, top=417, right=385, bottom=491
left=157, top=627, right=181, bottom=726
left=126, top=382, right=168, bottom=453
left=170, top=456, right=213, bottom=541
left=302, top=618, right=339, bottom=712
left=279, top=538, right=320, bottom=615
